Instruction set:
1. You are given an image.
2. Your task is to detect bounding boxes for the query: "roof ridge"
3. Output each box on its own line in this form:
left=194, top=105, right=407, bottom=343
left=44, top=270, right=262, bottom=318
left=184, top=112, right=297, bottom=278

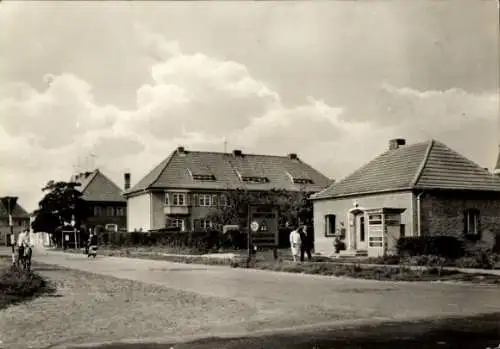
left=181, top=149, right=300, bottom=159
left=410, top=139, right=434, bottom=187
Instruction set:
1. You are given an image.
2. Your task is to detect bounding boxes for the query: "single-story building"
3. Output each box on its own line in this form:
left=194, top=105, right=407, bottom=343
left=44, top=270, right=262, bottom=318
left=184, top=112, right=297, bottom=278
left=311, top=138, right=500, bottom=257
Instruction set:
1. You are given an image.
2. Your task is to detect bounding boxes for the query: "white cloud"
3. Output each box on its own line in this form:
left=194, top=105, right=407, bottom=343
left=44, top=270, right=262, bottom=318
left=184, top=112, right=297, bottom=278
left=0, top=26, right=497, bottom=212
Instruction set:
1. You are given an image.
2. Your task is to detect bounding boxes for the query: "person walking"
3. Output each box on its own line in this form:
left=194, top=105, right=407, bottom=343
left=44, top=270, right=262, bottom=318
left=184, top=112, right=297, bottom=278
left=289, top=226, right=302, bottom=262
left=299, top=225, right=312, bottom=262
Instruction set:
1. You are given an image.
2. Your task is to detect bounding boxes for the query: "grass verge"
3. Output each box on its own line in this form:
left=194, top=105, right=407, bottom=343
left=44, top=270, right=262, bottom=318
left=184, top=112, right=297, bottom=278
left=0, top=256, right=56, bottom=309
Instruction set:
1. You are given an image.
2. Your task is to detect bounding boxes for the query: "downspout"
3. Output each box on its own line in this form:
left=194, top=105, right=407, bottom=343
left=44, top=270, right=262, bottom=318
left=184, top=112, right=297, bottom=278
left=416, top=192, right=424, bottom=236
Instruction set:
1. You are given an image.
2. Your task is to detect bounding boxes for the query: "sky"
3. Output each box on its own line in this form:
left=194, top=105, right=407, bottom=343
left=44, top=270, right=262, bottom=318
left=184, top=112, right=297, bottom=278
left=0, top=1, right=499, bottom=212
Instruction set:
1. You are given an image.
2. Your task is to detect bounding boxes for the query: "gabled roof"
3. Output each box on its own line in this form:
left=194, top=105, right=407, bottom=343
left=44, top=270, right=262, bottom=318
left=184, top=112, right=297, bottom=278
left=125, top=149, right=331, bottom=196
left=312, top=139, right=500, bottom=200
left=71, top=169, right=125, bottom=203
left=0, top=200, right=29, bottom=219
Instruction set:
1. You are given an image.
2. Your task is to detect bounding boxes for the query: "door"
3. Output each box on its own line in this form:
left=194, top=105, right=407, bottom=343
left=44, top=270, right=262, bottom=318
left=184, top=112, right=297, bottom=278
left=355, top=213, right=368, bottom=250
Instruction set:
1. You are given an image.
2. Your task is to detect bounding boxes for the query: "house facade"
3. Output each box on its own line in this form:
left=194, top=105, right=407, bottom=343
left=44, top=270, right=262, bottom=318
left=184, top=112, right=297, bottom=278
left=311, top=139, right=500, bottom=257
left=0, top=199, right=30, bottom=245
left=124, top=147, right=331, bottom=232
left=71, top=169, right=127, bottom=232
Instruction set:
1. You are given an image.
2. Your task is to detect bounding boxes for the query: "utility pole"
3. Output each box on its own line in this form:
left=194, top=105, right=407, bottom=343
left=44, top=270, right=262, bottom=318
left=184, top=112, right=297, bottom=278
left=1, top=196, right=18, bottom=264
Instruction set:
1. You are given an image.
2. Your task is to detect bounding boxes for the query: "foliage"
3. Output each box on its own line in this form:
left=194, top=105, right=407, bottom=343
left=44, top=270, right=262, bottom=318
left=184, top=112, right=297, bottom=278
left=397, top=236, right=465, bottom=260
left=31, top=180, right=90, bottom=245
left=334, top=238, right=346, bottom=253
left=0, top=262, right=55, bottom=309
left=205, top=188, right=313, bottom=229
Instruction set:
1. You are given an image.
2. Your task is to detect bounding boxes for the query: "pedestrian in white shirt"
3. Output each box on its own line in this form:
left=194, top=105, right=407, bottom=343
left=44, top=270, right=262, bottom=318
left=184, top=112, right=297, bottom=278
left=289, top=227, right=302, bottom=262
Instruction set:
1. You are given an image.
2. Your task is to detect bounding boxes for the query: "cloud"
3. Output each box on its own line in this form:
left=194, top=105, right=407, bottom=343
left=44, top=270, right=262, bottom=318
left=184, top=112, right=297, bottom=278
left=0, top=25, right=497, bottom=212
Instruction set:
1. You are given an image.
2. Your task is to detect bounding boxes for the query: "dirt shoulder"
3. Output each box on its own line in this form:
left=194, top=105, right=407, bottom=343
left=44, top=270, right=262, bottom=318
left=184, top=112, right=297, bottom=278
left=0, top=262, right=255, bottom=349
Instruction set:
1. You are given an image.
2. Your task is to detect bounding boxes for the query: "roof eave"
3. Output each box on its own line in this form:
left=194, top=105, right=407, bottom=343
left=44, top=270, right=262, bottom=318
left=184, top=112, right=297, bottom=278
left=311, top=187, right=414, bottom=201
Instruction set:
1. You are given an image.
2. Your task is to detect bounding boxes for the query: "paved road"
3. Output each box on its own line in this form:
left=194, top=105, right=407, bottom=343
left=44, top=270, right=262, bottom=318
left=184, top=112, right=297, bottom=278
left=24, top=248, right=499, bottom=326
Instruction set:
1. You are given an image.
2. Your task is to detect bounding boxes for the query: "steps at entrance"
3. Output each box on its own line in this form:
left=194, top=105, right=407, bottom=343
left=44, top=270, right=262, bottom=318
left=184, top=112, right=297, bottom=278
left=355, top=250, right=368, bottom=257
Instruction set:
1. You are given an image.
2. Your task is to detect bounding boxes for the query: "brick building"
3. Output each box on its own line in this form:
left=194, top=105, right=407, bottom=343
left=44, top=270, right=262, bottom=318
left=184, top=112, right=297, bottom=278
left=123, top=147, right=331, bottom=232
left=71, top=169, right=127, bottom=232
left=311, top=139, right=500, bottom=257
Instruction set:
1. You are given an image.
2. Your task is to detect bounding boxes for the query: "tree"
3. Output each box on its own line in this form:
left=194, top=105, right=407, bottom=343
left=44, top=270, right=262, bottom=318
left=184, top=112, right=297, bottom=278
left=206, top=187, right=313, bottom=229
left=31, top=180, right=91, bottom=246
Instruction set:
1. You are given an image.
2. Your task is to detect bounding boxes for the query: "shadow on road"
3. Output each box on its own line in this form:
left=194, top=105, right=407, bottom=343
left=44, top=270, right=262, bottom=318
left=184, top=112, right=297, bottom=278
left=64, top=313, right=500, bottom=349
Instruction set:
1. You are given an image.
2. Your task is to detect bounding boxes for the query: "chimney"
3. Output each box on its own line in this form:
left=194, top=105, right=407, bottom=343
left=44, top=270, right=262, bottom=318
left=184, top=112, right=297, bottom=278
left=288, top=153, right=298, bottom=160
left=389, top=138, right=406, bottom=150
left=233, top=149, right=243, bottom=157
left=177, top=146, right=185, bottom=154
left=124, top=173, right=131, bottom=190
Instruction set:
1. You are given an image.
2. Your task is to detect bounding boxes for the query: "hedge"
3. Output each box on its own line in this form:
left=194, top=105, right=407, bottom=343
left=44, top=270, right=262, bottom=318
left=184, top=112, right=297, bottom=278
left=397, top=236, right=465, bottom=260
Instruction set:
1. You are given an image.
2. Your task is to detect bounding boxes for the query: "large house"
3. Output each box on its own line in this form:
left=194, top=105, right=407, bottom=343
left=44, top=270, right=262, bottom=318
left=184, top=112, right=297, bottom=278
left=71, top=169, right=127, bottom=232
left=123, top=147, right=331, bottom=232
left=311, top=139, right=500, bottom=257
left=0, top=199, right=30, bottom=244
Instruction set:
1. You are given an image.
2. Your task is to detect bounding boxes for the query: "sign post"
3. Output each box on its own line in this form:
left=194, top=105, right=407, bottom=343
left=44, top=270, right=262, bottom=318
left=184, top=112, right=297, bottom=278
left=248, top=204, right=279, bottom=261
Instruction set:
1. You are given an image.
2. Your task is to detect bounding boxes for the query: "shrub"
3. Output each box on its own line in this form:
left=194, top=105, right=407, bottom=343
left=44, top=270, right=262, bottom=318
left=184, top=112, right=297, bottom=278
left=397, top=236, right=465, bottom=259
left=0, top=264, right=54, bottom=309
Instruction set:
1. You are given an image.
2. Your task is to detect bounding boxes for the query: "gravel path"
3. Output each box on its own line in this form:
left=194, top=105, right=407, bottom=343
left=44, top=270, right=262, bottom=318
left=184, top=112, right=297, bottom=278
left=0, top=263, right=254, bottom=349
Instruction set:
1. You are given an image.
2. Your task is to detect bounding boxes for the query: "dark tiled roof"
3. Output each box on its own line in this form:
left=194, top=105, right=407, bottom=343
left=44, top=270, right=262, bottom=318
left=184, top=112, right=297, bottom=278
left=0, top=200, right=29, bottom=218
left=71, top=169, right=126, bottom=203
left=125, top=150, right=331, bottom=195
left=312, top=140, right=500, bottom=200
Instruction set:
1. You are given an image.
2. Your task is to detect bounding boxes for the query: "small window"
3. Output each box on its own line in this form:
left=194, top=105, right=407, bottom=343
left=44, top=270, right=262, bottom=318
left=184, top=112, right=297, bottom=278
left=116, top=207, right=125, bottom=216
left=464, top=209, right=480, bottom=236
left=172, top=193, right=186, bottom=206
left=164, top=193, right=170, bottom=205
left=324, top=214, right=336, bottom=237
left=241, top=176, right=269, bottom=183
left=400, top=224, right=406, bottom=238
left=293, top=178, right=314, bottom=185
left=211, top=194, right=218, bottom=206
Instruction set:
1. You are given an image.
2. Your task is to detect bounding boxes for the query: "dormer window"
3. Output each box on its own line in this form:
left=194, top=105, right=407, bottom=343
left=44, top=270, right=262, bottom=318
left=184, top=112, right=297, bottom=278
left=285, top=171, right=313, bottom=185
left=242, top=176, right=269, bottom=183
left=187, top=168, right=216, bottom=181
left=293, top=178, right=314, bottom=184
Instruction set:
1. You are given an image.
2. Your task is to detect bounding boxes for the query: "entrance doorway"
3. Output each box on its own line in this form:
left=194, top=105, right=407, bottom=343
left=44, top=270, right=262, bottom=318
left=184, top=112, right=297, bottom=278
left=354, top=212, right=367, bottom=250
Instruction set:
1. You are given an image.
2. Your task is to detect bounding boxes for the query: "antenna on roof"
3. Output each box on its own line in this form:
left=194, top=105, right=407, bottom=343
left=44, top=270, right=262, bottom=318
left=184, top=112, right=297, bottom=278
left=224, top=137, right=228, bottom=153
left=89, top=153, right=96, bottom=170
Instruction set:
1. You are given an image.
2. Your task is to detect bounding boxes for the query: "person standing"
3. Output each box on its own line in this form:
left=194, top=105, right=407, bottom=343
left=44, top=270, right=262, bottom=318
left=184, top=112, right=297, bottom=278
left=299, top=225, right=312, bottom=262
left=289, top=226, right=302, bottom=262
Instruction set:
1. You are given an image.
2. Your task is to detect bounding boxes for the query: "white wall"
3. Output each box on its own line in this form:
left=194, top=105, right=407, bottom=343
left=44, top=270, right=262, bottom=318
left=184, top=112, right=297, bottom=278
left=313, top=191, right=415, bottom=255
left=127, top=193, right=152, bottom=232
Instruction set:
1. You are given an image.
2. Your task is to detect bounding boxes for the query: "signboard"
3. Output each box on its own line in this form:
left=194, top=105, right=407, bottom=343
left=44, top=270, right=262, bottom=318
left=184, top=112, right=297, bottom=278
left=248, top=205, right=278, bottom=248
left=64, top=235, right=69, bottom=241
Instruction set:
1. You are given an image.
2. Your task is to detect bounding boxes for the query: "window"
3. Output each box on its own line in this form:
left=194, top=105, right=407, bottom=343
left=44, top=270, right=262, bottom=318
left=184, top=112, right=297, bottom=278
left=211, top=194, right=218, bottom=206
left=400, top=224, right=406, bottom=238
left=172, top=193, right=186, bottom=206
left=324, top=214, right=336, bottom=237
left=200, top=219, right=213, bottom=230
left=171, top=219, right=185, bottom=231
left=241, top=176, right=269, bottom=183
left=192, top=174, right=216, bottom=181
left=115, top=207, right=125, bottom=217
left=368, top=214, right=382, bottom=225
left=464, top=209, right=480, bottom=236
left=199, top=194, right=212, bottom=206
left=360, top=216, right=365, bottom=242
left=94, top=206, right=102, bottom=217
left=164, top=193, right=170, bottom=205
left=220, top=194, right=228, bottom=207
left=293, top=178, right=314, bottom=185
left=106, top=207, right=115, bottom=216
